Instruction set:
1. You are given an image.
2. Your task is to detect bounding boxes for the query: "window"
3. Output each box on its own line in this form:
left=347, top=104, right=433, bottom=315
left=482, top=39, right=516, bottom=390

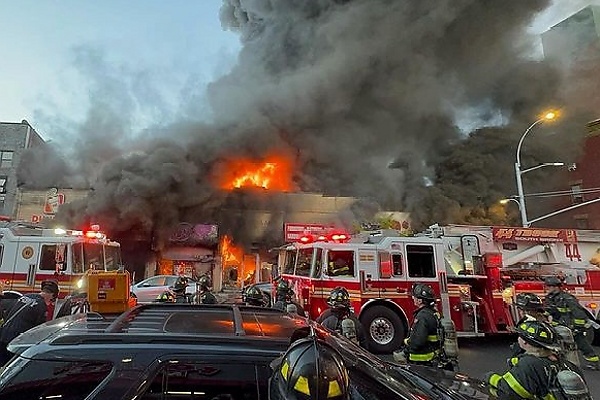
left=0, top=151, right=13, bottom=168
left=39, top=244, right=68, bottom=271
left=327, top=250, right=355, bottom=277
left=571, top=184, right=584, bottom=204
left=0, top=176, right=7, bottom=194
left=295, top=248, right=313, bottom=277
left=0, top=194, right=5, bottom=209
left=392, top=254, right=403, bottom=275
left=139, top=361, right=268, bottom=400
left=283, top=250, right=297, bottom=274
left=406, top=245, right=436, bottom=278
left=0, top=358, right=113, bottom=400
left=312, top=247, right=324, bottom=278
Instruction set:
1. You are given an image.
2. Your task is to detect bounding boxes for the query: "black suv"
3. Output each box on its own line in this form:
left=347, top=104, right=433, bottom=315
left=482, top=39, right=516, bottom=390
left=0, top=304, right=493, bottom=400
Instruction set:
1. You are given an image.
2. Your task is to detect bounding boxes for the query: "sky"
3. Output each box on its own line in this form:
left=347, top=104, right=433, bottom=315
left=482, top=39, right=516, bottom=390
left=0, top=0, right=597, bottom=140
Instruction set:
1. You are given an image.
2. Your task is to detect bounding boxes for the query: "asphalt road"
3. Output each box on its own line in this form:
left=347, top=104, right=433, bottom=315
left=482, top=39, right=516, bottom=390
left=382, top=335, right=600, bottom=398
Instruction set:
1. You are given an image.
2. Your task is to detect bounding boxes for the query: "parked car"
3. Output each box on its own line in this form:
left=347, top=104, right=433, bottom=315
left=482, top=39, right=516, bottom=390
left=130, top=274, right=198, bottom=303
left=0, top=303, right=494, bottom=400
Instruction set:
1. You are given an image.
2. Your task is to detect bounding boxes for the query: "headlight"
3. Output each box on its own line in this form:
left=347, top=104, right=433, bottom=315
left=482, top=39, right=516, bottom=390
left=76, top=279, right=84, bottom=289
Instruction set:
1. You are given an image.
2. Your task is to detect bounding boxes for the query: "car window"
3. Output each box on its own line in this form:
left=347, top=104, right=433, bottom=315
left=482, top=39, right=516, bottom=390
left=143, top=276, right=165, bottom=286
left=138, top=361, right=268, bottom=400
left=165, top=276, right=177, bottom=286
left=0, top=358, right=113, bottom=400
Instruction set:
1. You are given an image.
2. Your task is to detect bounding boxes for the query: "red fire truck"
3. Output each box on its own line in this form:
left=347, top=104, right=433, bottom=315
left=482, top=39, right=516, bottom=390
left=279, top=224, right=600, bottom=353
left=0, top=221, right=126, bottom=305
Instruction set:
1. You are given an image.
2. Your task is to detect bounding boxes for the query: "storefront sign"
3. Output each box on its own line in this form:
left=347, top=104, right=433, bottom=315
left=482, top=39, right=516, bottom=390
left=284, top=223, right=333, bottom=242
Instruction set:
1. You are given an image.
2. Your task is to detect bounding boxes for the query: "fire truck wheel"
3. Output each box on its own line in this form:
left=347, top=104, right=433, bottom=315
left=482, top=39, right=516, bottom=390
left=360, top=305, right=405, bottom=354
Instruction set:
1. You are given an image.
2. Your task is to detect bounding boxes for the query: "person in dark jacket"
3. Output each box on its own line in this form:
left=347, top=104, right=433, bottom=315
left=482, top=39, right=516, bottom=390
left=271, top=279, right=306, bottom=317
left=401, top=283, right=441, bottom=366
left=198, top=275, right=218, bottom=304
left=486, top=319, right=589, bottom=399
left=243, top=285, right=268, bottom=307
left=319, top=286, right=368, bottom=349
left=315, top=286, right=349, bottom=324
left=544, top=276, right=599, bottom=369
left=0, top=280, right=59, bottom=365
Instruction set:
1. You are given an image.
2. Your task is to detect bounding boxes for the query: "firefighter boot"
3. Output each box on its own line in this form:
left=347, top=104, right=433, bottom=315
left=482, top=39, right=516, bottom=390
left=583, top=355, right=600, bottom=370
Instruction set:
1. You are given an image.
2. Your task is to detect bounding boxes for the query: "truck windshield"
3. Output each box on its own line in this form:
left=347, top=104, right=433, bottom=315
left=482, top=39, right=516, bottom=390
left=73, top=243, right=122, bottom=272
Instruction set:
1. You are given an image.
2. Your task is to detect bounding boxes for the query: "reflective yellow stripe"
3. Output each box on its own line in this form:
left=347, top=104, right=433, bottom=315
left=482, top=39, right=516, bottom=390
left=328, top=380, right=342, bottom=398
left=294, top=375, right=310, bottom=395
left=489, top=373, right=502, bottom=388
left=573, top=319, right=586, bottom=325
left=427, top=335, right=439, bottom=342
left=544, top=393, right=557, bottom=400
left=584, top=355, right=599, bottom=362
left=281, top=361, right=289, bottom=380
left=409, top=352, right=435, bottom=361
left=509, top=357, right=519, bottom=366
left=502, top=372, right=533, bottom=399
left=557, top=307, right=570, bottom=313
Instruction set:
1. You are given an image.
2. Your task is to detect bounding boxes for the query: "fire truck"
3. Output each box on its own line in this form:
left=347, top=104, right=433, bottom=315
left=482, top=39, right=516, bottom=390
left=0, top=221, right=132, bottom=316
left=279, top=224, right=600, bottom=354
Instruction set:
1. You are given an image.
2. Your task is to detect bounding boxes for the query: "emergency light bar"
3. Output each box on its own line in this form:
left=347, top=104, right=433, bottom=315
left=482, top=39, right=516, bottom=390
left=296, top=232, right=351, bottom=244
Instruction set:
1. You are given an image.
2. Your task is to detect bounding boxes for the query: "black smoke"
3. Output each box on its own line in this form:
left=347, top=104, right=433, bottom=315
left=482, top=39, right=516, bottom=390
left=49, top=0, right=581, bottom=246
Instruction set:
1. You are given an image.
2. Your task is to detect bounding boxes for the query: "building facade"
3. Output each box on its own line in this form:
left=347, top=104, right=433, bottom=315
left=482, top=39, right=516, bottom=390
left=0, top=121, right=45, bottom=218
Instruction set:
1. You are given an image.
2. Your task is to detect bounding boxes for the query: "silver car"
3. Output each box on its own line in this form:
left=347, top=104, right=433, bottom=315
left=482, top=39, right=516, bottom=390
left=130, top=275, right=197, bottom=303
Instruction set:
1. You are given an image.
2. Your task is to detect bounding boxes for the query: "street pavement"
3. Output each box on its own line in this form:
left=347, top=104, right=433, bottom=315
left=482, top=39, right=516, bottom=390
left=381, top=335, right=600, bottom=398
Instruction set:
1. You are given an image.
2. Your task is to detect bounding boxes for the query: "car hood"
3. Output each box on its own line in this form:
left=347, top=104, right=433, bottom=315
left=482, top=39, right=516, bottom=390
left=392, top=364, right=495, bottom=399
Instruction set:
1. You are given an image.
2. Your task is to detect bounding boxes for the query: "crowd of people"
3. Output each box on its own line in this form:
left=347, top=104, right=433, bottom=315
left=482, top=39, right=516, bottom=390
left=0, top=274, right=595, bottom=399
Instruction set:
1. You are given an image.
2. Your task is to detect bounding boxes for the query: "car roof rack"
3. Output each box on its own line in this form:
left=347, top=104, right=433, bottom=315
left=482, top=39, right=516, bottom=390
left=48, top=303, right=308, bottom=346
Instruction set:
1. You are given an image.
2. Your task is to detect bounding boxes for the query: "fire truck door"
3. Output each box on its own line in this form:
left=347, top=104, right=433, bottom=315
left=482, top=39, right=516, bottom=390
left=16, top=241, right=39, bottom=289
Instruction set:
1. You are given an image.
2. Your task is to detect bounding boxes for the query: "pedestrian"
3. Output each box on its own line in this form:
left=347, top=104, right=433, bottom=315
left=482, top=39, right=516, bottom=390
left=399, top=284, right=443, bottom=367
left=318, top=286, right=368, bottom=349
left=486, top=319, right=589, bottom=399
left=544, top=276, right=599, bottom=369
left=0, top=280, right=59, bottom=365
left=271, top=279, right=305, bottom=317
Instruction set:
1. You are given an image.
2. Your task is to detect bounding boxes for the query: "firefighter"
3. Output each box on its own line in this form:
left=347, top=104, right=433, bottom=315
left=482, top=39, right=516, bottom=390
left=400, top=283, right=442, bottom=367
left=486, top=319, right=589, bottom=400
left=243, top=285, right=268, bottom=307
left=198, top=275, right=218, bottom=304
left=269, top=336, right=351, bottom=400
left=544, top=276, right=600, bottom=369
left=172, top=276, right=190, bottom=303
left=272, top=279, right=306, bottom=317
left=319, top=287, right=368, bottom=349
left=508, top=292, right=550, bottom=364
left=315, top=286, right=350, bottom=323
left=0, top=280, right=59, bottom=365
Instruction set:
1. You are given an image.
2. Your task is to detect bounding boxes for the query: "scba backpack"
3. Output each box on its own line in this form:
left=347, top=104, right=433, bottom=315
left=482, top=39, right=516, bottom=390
left=547, top=362, right=591, bottom=400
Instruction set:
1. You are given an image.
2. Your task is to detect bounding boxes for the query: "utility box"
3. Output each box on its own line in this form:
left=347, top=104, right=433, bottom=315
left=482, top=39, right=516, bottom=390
left=86, top=270, right=133, bottom=314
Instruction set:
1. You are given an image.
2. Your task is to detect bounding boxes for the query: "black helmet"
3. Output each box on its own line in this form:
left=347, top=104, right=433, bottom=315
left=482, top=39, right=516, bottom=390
left=244, top=286, right=266, bottom=306
left=544, top=276, right=563, bottom=287
left=412, top=283, right=435, bottom=302
left=173, top=276, right=188, bottom=293
left=516, top=318, right=561, bottom=352
left=515, top=292, right=543, bottom=311
left=326, top=287, right=350, bottom=309
left=41, top=280, right=59, bottom=298
left=270, top=337, right=350, bottom=400
left=199, top=275, right=211, bottom=291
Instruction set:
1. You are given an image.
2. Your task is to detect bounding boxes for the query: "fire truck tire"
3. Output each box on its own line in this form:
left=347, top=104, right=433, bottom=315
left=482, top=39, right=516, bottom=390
left=360, top=305, right=405, bottom=354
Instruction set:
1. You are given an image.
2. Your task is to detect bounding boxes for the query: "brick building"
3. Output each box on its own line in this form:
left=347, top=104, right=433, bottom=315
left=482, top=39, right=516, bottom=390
left=0, top=120, right=45, bottom=217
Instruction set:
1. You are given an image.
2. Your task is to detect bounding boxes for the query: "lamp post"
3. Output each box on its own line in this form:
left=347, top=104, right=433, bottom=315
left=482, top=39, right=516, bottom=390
left=514, top=111, right=559, bottom=227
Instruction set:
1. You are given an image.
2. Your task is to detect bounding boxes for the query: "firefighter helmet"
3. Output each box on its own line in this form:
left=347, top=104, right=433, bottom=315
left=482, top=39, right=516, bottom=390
left=172, top=277, right=188, bottom=293
left=244, top=285, right=266, bottom=306
left=326, top=287, right=350, bottom=309
left=270, top=337, right=350, bottom=400
left=544, top=276, right=563, bottom=287
left=516, top=318, right=561, bottom=352
left=412, top=283, right=435, bottom=302
left=41, top=280, right=59, bottom=298
left=515, top=292, right=543, bottom=311
left=198, top=275, right=211, bottom=291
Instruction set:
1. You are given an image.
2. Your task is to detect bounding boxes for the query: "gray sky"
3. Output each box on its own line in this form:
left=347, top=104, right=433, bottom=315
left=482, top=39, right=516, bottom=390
left=0, top=0, right=596, bottom=138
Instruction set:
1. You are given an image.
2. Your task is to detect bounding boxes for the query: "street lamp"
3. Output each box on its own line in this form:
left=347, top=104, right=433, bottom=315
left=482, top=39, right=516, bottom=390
left=515, top=111, right=560, bottom=227
left=499, top=198, right=521, bottom=208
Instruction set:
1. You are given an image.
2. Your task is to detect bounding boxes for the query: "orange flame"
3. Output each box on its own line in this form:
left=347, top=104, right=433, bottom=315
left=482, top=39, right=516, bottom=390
left=220, top=235, right=243, bottom=264
left=220, top=156, right=294, bottom=191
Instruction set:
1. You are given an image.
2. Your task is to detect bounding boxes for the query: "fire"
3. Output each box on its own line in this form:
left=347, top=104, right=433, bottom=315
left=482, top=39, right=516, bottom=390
left=220, top=156, right=294, bottom=191
left=220, top=235, right=243, bottom=264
